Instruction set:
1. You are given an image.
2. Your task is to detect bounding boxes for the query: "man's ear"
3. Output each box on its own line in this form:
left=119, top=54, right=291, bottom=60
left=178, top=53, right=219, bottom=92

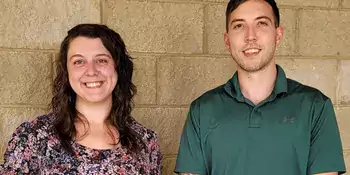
left=276, top=26, right=284, bottom=44
left=224, top=32, right=231, bottom=52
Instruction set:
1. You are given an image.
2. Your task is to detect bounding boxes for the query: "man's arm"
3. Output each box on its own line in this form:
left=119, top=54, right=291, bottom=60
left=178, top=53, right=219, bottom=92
left=308, top=99, right=346, bottom=174
left=175, top=102, right=207, bottom=175
left=179, top=171, right=338, bottom=175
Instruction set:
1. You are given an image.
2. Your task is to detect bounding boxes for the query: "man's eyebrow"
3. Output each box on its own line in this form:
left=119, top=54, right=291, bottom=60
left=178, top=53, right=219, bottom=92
left=229, top=18, right=245, bottom=27
left=230, top=18, right=245, bottom=24
left=256, top=16, right=273, bottom=23
left=229, top=16, right=273, bottom=26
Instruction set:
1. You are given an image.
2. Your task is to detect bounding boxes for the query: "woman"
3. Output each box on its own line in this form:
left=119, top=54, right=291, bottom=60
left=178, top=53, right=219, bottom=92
left=0, top=24, right=162, bottom=174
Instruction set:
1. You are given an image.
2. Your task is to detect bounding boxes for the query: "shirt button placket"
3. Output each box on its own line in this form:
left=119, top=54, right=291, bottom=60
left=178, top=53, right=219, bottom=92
left=249, top=107, right=262, bottom=128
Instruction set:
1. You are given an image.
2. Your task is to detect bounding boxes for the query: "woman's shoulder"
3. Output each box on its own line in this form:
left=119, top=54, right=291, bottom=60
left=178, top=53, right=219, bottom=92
left=12, top=113, right=56, bottom=140
left=30, top=113, right=55, bottom=125
left=1, top=113, right=58, bottom=173
left=4, top=113, right=58, bottom=159
left=129, top=118, right=159, bottom=141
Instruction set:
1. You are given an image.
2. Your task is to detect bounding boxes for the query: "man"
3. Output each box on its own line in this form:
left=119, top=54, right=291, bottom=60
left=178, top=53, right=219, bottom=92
left=174, top=0, right=346, bottom=175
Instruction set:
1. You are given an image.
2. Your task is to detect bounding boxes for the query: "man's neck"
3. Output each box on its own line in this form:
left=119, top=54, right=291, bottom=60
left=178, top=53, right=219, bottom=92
left=238, top=63, right=277, bottom=105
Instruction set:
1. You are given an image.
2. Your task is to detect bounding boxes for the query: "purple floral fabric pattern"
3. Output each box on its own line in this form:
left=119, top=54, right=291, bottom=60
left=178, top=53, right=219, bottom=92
left=0, top=114, right=162, bottom=175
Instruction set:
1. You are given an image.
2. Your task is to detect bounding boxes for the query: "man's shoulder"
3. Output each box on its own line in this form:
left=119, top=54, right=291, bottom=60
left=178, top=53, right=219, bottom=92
left=187, top=82, right=234, bottom=123
left=191, top=83, right=229, bottom=107
left=286, top=78, right=330, bottom=102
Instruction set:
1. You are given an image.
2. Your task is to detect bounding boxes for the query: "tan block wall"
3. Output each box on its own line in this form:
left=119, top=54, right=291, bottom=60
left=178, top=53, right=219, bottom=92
left=0, top=0, right=349, bottom=174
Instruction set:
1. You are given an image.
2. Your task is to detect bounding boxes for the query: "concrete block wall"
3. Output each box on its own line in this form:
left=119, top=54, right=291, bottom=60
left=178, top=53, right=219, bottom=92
left=0, top=0, right=349, bottom=174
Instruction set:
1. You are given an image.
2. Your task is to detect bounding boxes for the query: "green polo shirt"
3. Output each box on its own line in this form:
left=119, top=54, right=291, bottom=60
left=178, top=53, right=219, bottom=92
left=175, top=65, right=346, bottom=175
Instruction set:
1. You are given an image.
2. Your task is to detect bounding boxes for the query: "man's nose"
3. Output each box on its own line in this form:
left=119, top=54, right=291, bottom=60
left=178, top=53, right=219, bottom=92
left=245, top=26, right=257, bottom=43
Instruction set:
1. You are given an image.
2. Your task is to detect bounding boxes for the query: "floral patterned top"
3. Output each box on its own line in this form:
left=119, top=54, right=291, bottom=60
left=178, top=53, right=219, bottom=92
left=0, top=114, right=162, bottom=175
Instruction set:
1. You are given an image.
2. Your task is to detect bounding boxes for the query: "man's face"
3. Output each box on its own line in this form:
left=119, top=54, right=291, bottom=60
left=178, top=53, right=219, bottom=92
left=224, top=0, right=283, bottom=73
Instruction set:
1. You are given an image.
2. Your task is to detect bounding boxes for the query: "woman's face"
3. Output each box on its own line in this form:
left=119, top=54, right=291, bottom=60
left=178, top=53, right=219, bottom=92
left=66, top=36, right=117, bottom=104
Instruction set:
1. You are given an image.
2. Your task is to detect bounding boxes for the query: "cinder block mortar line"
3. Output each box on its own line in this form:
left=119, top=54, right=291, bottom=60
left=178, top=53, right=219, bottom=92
left=155, top=56, right=160, bottom=105
left=162, top=154, right=178, bottom=158
left=100, top=0, right=105, bottom=24
left=129, top=0, right=206, bottom=4
left=203, top=4, right=208, bottom=54
left=336, top=60, right=341, bottom=106
left=129, top=52, right=350, bottom=60
left=0, top=104, right=49, bottom=109
left=134, top=104, right=189, bottom=108
left=279, top=5, right=350, bottom=11
left=51, top=53, right=55, bottom=91
left=136, top=104, right=350, bottom=109
left=130, top=52, right=231, bottom=58
left=0, top=48, right=56, bottom=53
left=123, top=0, right=350, bottom=10
left=335, top=105, right=350, bottom=108
left=295, top=8, right=301, bottom=56
left=339, top=0, right=344, bottom=8
left=277, top=56, right=350, bottom=60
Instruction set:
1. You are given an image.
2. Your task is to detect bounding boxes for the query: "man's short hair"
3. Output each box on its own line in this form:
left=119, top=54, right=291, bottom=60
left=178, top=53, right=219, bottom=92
left=225, top=0, right=280, bottom=31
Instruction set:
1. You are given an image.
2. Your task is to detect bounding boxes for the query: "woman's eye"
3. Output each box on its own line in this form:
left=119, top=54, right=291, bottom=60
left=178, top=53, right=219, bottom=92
left=97, top=59, right=108, bottom=64
left=73, top=60, right=84, bottom=65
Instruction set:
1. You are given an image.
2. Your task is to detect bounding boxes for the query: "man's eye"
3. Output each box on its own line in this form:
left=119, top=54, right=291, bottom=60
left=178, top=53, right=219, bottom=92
left=233, top=24, right=243, bottom=29
left=258, top=21, right=268, bottom=26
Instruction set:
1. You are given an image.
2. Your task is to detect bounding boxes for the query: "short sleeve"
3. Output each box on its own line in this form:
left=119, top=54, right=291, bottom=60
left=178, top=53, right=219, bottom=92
left=0, top=122, right=38, bottom=174
left=308, top=99, right=346, bottom=174
left=149, top=132, right=162, bottom=175
left=175, top=102, right=207, bottom=175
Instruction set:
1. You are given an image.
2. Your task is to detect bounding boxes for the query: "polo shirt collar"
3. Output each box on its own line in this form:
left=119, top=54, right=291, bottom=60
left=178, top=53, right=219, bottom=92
left=224, top=64, right=288, bottom=102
